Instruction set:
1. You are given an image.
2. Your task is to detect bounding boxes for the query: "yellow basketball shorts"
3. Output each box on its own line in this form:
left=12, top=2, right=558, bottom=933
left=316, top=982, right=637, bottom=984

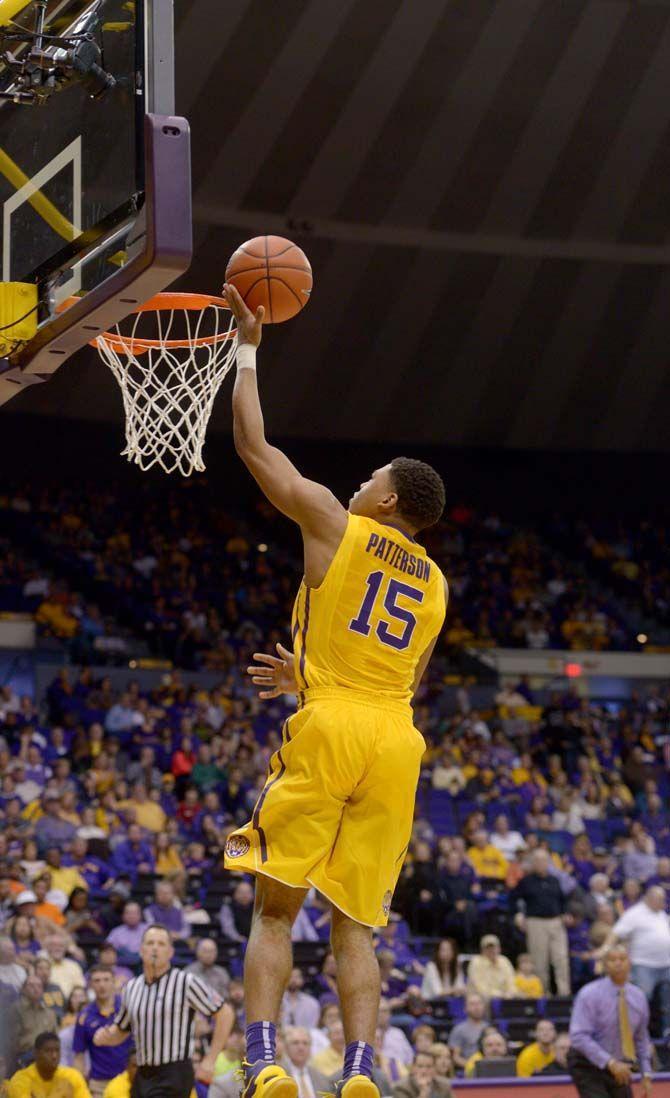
left=224, top=687, right=425, bottom=927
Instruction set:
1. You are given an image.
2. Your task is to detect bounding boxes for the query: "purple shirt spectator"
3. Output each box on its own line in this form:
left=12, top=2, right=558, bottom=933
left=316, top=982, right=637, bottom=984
left=112, top=833, right=155, bottom=880
left=569, top=976, right=651, bottom=1074
left=107, top=921, right=147, bottom=957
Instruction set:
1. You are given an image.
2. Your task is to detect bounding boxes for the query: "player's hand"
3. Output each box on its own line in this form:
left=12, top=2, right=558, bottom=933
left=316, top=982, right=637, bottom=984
left=223, top=282, right=264, bottom=347
left=607, top=1060, right=632, bottom=1085
left=247, top=643, right=297, bottom=698
left=93, top=1026, right=113, bottom=1046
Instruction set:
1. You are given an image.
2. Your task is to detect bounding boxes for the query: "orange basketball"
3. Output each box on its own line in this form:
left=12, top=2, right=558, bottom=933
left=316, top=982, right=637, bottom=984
left=225, top=236, right=312, bottom=324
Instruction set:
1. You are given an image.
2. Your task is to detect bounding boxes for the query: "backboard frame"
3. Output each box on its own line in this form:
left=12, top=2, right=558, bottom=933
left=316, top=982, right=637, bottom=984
left=0, top=0, right=192, bottom=407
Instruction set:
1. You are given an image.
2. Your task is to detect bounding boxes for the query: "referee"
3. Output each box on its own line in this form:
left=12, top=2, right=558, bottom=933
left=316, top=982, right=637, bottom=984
left=94, top=924, right=234, bottom=1097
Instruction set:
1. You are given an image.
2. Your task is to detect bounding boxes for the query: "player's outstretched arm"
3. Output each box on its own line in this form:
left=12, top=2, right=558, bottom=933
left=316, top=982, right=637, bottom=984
left=224, top=283, right=346, bottom=537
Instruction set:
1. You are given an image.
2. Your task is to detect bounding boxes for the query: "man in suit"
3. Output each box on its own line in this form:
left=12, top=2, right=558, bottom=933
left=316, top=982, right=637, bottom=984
left=282, top=1026, right=330, bottom=1098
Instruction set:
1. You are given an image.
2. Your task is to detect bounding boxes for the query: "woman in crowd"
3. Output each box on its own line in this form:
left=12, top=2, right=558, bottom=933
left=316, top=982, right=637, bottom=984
left=421, top=939, right=466, bottom=999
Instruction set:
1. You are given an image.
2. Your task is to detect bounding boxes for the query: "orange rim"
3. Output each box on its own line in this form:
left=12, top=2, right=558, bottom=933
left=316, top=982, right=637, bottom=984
left=58, top=293, right=236, bottom=353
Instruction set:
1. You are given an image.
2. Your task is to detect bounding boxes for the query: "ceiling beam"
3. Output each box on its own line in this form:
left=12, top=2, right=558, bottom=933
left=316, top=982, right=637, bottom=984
left=193, top=202, right=670, bottom=265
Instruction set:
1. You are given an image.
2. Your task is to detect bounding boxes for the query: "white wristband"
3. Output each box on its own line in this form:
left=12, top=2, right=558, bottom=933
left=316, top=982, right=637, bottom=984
left=236, top=343, right=257, bottom=371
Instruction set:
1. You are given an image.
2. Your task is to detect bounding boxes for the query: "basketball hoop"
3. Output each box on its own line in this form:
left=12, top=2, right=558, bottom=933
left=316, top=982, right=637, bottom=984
left=91, top=292, right=237, bottom=476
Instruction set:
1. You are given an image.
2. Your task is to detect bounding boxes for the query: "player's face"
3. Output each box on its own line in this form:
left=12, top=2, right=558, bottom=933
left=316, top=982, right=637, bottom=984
left=348, top=465, right=395, bottom=517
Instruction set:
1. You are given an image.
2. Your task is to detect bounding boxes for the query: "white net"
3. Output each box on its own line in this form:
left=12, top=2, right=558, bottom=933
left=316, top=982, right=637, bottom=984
left=94, top=297, right=237, bottom=476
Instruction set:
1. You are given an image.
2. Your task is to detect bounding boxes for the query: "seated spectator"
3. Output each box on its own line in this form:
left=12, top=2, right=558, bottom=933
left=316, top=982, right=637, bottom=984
left=421, top=939, right=466, bottom=999
left=6, top=1030, right=89, bottom=1098
left=143, top=880, right=189, bottom=941
left=622, top=832, right=658, bottom=883
left=34, top=793, right=77, bottom=848
left=281, top=1026, right=330, bottom=1094
left=118, top=782, right=166, bottom=834
left=11, top=912, right=41, bottom=961
left=281, top=967, right=320, bottom=1029
left=154, top=833, right=185, bottom=882
left=106, top=902, right=147, bottom=960
left=32, top=875, right=67, bottom=927
left=308, top=1002, right=340, bottom=1057
left=378, top=949, right=409, bottom=1010
left=111, top=824, right=155, bottom=880
left=447, top=993, right=487, bottom=1071
left=431, top=752, right=465, bottom=794
left=43, top=847, right=86, bottom=900
left=391, top=1050, right=452, bottom=1098
left=34, top=955, right=66, bottom=1020
left=464, top=1030, right=508, bottom=1078
left=309, top=1017, right=345, bottom=1077
left=44, top=936, right=85, bottom=1000
left=615, top=878, right=642, bottom=916
left=467, top=935, right=516, bottom=1000
left=60, top=986, right=88, bottom=1028
left=430, top=1043, right=454, bottom=1082
left=10, top=975, right=59, bottom=1058
left=378, top=999, right=414, bottom=1066
left=467, top=830, right=508, bottom=881
left=66, top=836, right=113, bottom=898
left=97, top=943, right=133, bottom=994
left=65, top=888, right=104, bottom=942
left=514, top=953, right=543, bottom=998
left=219, top=881, right=254, bottom=942
left=101, top=1049, right=138, bottom=1098
left=374, top=1023, right=408, bottom=1085
left=489, top=816, right=526, bottom=860
left=0, top=937, right=26, bottom=992
left=537, top=1031, right=571, bottom=1075
left=313, top=952, right=338, bottom=1003
left=185, top=938, right=230, bottom=999
left=516, top=1019, right=557, bottom=1077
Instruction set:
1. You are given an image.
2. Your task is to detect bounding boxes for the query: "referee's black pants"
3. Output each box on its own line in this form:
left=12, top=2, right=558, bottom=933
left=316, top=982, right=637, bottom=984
left=568, top=1051, right=633, bottom=1098
left=132, top=1059, right=195, bottom=1098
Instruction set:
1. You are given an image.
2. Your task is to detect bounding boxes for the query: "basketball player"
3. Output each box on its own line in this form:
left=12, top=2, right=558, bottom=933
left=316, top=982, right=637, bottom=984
left=222, top=284, right=447, bottom=1098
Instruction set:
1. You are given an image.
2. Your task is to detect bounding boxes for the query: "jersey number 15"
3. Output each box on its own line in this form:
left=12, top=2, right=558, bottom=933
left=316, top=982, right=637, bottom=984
left=349, top=570, right=424, bottom=651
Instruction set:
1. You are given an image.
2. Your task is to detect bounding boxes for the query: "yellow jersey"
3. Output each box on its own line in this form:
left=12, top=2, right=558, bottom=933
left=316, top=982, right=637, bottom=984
left=291, top=514, right=446, bottom=705
left=6, top=1064, right=90, bottom=1098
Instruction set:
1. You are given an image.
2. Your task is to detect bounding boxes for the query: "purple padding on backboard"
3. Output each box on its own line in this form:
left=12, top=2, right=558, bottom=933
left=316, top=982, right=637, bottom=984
left=0, top=113, right=192, bottom=392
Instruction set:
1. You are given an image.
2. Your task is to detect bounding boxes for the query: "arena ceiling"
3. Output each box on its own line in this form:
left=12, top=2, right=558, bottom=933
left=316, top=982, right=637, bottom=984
left=12, top=0, right=670, bottom=451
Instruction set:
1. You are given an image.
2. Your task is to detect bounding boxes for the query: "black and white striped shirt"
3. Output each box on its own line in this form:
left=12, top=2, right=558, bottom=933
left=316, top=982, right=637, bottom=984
left=115, top=967, right=223, bottom=1066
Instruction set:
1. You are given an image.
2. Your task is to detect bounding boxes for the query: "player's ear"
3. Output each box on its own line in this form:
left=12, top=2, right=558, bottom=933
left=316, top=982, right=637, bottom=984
left=378, top=491, right=398, bottom=513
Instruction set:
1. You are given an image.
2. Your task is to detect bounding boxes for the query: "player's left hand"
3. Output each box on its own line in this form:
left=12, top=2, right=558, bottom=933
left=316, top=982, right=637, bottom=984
left=247, top=642, right=297, bottom=698
left=223, top=282, right=264, bottom=347
left=196, top=1053, right=216, bottom=1084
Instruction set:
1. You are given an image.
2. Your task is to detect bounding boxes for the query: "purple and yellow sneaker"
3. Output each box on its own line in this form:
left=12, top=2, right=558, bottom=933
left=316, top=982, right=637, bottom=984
left=333, top=1077, right=381, bottom=1098
left=241, top=1060, right=299, bottom=1098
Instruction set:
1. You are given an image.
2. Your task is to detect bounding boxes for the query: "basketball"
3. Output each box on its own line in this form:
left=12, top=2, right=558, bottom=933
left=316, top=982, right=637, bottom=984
left=225, top=235, right=312, bottom=324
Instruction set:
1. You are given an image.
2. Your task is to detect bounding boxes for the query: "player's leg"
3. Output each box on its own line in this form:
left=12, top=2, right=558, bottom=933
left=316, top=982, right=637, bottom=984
left=242, top=874, right=306, bottom=1098
left=330, top=905, right=380, bottom=1043
left=245, top=874, right=307, bottom=1022
left=308, top=708, right=425, bottom=1098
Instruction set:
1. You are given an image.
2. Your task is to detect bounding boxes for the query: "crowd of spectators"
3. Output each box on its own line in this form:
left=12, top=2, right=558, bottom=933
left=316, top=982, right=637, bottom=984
left=0, top=660, right=669, bottom=1093
left=0, top=487, right=659, bottom=668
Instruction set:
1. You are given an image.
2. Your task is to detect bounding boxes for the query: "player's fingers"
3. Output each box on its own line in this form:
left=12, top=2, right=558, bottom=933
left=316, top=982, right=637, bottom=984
left=251, top=652, right=284, bottom=667
left=255, top=305, right=265, bottom=324
left=276, top=643, right=293, bottom=661
left=259, top=687, right=280, bottom=699
left=251, top=675, right=275, bottom=686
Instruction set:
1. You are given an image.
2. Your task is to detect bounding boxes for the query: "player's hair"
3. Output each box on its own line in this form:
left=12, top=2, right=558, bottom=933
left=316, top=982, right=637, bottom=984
left=35, top=1031, right=60, bottom=1050
left=389, top=457, right=445, bottom=531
